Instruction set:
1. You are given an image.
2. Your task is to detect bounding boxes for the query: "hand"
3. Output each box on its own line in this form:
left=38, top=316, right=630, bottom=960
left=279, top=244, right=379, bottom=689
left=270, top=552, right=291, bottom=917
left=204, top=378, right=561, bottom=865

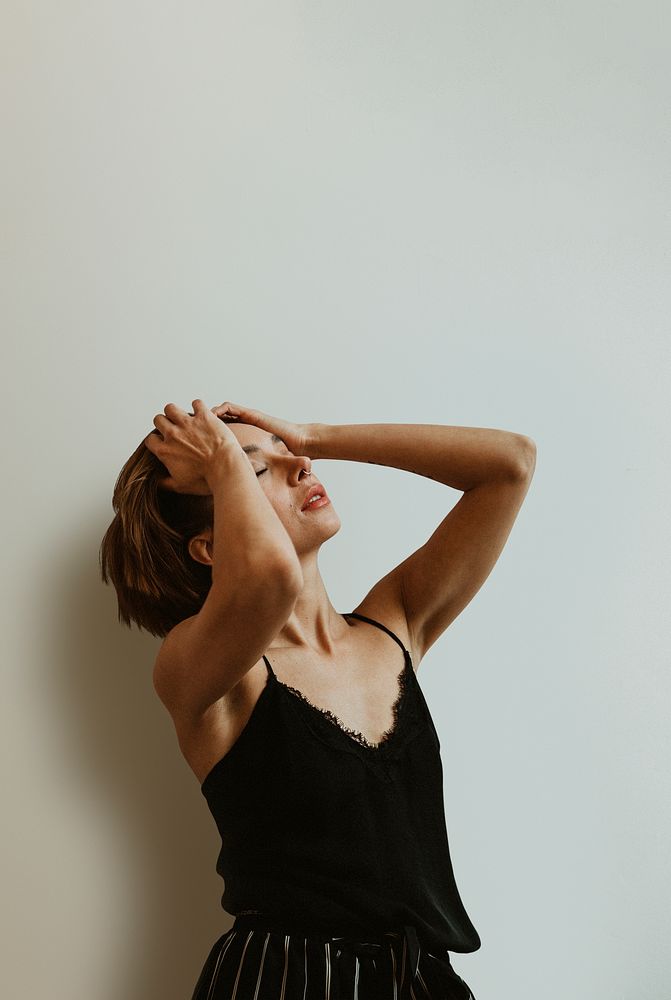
left=144, top=399, right=240, bottom=494
left=210, top=401, right=316, bottom=457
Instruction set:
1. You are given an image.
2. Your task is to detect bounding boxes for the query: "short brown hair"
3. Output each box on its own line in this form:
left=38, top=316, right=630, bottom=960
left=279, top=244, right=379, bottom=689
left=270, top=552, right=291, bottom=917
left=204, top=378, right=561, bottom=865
left=99, top=436, right=214, bottom=638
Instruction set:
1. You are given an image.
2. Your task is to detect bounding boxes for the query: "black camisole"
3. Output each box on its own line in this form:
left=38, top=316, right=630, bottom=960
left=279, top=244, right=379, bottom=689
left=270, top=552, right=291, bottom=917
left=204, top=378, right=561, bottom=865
left=199, top=611, right=481, bottom=957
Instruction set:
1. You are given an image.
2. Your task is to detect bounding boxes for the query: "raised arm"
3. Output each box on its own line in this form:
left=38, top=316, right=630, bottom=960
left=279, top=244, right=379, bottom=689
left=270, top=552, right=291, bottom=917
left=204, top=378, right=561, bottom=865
left=309, top=421, right=536, bottom=667
left=147, top=402, right=304, bottom=721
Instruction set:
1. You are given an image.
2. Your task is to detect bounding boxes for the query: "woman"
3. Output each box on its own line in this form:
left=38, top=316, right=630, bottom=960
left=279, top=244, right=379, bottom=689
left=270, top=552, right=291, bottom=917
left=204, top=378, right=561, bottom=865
left=100, top=399, right=536, bottom=1000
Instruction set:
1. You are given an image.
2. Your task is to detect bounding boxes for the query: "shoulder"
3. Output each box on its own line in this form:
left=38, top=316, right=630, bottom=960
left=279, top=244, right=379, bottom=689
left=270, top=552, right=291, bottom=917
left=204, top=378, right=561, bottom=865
left=349, top=584, right=423, bottom=672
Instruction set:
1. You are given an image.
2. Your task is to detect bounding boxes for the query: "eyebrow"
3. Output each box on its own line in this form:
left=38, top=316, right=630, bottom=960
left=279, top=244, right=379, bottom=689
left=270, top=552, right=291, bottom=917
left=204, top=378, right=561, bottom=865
left=241, top=434, right=287, bottom=456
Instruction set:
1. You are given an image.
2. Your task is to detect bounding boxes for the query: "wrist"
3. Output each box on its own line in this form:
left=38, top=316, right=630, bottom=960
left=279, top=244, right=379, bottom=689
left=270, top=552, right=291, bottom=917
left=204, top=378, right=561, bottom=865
left=204, top=441, right=246, bottom=488
left=306, top=422, right=327, bottom=459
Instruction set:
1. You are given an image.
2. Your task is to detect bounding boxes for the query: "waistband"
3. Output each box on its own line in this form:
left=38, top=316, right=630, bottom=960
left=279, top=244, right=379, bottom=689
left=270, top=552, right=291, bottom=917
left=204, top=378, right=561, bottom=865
left=232, top=911, right=423, bottom=997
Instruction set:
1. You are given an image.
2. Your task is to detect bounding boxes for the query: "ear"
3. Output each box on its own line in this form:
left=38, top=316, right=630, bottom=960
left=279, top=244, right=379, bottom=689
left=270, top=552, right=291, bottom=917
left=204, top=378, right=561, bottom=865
left=188, top=530, right=213, bottom=567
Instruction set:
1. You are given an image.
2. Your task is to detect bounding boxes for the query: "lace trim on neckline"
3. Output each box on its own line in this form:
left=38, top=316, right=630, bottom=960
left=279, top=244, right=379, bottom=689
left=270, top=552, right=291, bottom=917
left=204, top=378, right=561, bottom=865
left=277, top=658, right=410, bottom=751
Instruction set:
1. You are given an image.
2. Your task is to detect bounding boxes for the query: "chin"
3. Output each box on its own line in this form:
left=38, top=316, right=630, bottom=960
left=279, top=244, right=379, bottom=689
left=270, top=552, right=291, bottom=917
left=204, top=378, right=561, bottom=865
left=296, top=511, right=342, bottom=553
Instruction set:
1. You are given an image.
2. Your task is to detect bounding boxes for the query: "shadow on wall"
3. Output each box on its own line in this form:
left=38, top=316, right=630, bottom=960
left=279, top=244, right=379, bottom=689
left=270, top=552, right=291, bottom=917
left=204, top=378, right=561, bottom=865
left=48, top=517, right=233, bottom=1000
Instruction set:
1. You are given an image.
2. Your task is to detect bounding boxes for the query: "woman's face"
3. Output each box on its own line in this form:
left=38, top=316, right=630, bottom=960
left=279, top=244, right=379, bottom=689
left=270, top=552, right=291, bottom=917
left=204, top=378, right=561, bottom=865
left=224, top=422, right=341, bottom=557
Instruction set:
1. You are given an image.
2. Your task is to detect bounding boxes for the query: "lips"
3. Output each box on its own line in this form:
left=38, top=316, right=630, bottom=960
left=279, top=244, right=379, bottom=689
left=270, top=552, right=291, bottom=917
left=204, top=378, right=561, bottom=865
left=301, top=483, right=327, bottom=510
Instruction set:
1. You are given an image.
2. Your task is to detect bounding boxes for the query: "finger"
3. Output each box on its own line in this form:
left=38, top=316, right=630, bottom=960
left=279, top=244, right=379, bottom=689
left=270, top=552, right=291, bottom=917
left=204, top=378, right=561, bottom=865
left=153, top=414, right=171, bottom=433
left=211, top=403, right=241, bottom=422
left=164, top=402, right=189, bottom=421
left=143, top=430, right=161, bottom=451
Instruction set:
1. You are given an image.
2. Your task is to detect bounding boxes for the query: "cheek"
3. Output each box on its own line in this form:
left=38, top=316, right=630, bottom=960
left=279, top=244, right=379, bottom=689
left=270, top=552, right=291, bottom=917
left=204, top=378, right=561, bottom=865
left=268, top=493, right=291, bottom=515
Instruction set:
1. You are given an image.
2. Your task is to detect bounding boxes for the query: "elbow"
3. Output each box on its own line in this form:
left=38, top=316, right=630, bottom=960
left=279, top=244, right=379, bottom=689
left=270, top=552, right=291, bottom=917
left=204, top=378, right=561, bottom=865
left=240, top=549, right=304, bottom=597
left=269, top=555, right=305, bottom=596
left=515, top=435, right=537, bottom=477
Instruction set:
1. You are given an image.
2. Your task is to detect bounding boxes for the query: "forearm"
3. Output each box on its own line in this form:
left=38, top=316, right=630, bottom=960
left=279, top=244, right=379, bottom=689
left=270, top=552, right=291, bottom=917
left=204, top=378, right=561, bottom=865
left=308, top=422, right=534, bottom=491
left=206, top=446, right=303, bottom=592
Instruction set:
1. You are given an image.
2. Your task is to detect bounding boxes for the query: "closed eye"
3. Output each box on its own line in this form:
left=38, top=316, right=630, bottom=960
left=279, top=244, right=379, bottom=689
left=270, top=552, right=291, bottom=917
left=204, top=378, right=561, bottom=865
left=256, top=469, right=267, bottom=476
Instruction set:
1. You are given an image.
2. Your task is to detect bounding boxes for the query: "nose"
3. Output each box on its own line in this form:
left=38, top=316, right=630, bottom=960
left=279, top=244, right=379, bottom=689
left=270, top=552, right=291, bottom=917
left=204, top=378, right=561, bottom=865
left=286, top=455, right=312, bottom=485
left=287, top=454, right=311, bottom=483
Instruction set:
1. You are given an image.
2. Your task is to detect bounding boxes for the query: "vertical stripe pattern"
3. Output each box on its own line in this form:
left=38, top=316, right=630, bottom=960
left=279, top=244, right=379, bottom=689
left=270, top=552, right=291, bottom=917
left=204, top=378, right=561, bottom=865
left=190, top=919, right=477, bottom=1000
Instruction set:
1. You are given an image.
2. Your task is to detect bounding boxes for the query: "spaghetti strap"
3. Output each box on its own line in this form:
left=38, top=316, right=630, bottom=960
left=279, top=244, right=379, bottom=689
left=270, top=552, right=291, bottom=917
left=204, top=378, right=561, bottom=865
left=262, top=654, right=275, bottom=678
left=344, top=611, right=408, bottom=655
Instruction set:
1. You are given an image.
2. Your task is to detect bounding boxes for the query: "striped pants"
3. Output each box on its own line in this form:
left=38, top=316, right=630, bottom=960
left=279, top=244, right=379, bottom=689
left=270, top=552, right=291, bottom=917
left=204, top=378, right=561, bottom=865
left=190, top=915, right=477, bottom=1000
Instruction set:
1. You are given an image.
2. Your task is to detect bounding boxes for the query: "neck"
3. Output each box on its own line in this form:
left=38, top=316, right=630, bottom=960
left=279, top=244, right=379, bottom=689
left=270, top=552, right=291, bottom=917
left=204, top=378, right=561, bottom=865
left=271, top=555, right=349, bottom=657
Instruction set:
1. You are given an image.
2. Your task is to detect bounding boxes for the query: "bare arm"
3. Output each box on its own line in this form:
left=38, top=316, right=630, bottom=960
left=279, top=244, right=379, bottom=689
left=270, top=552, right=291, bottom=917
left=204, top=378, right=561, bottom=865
left=308, top=421, right=532, bottom=488
left=205, top=442, right=303, bottom=595
left=148, top=410, right=304, bottom=720
left=308, top=421, right=536, bottom=663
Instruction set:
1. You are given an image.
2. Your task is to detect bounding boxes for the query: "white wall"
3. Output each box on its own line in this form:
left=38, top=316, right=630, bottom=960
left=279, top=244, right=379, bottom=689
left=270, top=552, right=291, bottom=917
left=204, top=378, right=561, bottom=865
left=3, top=2, right=669, bottom=998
